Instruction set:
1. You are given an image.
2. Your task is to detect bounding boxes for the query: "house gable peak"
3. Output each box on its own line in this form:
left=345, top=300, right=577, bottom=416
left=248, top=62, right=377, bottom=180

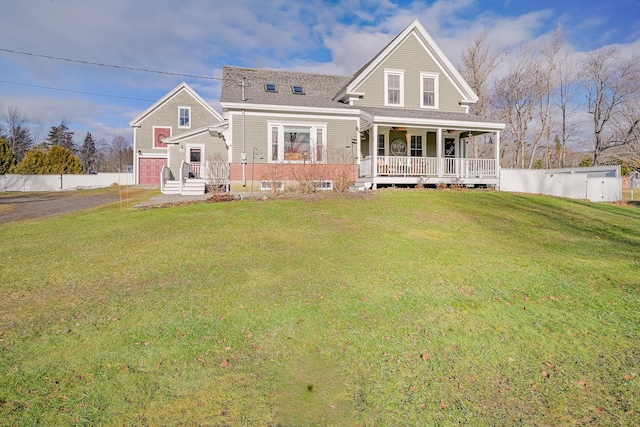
left=335, top=19, right=478, bottom=105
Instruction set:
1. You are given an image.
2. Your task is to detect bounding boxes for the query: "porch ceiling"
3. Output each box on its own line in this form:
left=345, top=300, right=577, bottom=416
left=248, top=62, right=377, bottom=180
left=358, top=106, right=505, bottom=132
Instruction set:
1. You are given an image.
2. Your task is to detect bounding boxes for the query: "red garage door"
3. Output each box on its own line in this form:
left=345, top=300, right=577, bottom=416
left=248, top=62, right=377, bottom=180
left=139, top=157, right=167, bottom=185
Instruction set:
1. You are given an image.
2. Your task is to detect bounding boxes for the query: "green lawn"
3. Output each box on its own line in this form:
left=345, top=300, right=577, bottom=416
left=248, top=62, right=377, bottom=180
left=1, top=190, right=639, bottom=426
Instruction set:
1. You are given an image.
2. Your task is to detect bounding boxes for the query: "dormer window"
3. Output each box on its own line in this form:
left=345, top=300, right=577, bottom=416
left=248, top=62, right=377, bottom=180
left=265, top=83, right=277, bottom=92
left=292, top=85, right=305, bottom=95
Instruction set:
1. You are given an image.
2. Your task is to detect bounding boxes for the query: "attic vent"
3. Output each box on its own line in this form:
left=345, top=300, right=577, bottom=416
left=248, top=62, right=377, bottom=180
left=292, top=85, right=305, bottom=95
left=265, top=83, right=277, bottom=92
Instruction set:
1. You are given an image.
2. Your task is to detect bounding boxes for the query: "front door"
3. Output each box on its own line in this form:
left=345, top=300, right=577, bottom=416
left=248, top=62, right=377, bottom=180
left=189, top=148, right=201, bottom=178
left=444, top=137, right=457, bottom=175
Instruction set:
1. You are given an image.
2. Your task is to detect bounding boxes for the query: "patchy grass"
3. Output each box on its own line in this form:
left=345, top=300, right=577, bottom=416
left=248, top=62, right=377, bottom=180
left=1, top=189, right=639, bottom=426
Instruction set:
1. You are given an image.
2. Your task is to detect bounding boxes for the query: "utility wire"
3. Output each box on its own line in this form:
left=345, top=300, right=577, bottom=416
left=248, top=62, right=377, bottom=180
left=0, top=79, right=156, bottom=102
left=0, top=47, right=223, bottom=81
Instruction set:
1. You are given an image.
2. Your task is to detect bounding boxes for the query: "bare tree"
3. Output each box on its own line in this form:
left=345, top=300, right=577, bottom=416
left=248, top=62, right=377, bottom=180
left=527, top=30, right=562, bottom=169
left=460, top=32, right=506, bottom=159
left=553, top=48, right=580, bottom=168
left=0, top=106, right=33, bottom=163
left=205, top=152, right=230, bottom=193
left=494, top=48, right=538, bottom=167
left=461, top=32, right=506, bottom=118
left=105, top=135, right=132, bottom=172
left=580, top=46, right=640, bottom=165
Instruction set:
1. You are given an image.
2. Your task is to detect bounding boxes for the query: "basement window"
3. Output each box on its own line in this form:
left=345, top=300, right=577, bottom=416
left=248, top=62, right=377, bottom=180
left=292, top=85, right=305, bottom=94
left=265, top=83, right=277, bottom=92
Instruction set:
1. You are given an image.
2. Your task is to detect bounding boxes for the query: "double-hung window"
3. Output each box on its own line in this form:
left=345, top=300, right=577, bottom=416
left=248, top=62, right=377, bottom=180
left=377, top=134, right=385, bottom=156
left=410, top=135, right=423, bottom=157
left=420, top=73, right=438, bottom=108
left=384, top=69, right=404, bottom=106
left=179, top=107, right=191, bottom=128
left=268, top=123, right=327, bottom=163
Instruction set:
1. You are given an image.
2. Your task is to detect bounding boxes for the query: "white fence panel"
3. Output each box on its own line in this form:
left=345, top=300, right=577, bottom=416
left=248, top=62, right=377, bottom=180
left=1, top=173, right=135, bottom=192
left=586, top=177, right=622, bottom=203
left=500, top=167, right=622, bottom=202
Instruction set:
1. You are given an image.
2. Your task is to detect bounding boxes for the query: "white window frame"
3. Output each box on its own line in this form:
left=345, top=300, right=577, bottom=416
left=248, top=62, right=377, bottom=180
left=178, top=106, right=191, bottom=129
left=261, top=180, right=284, bottom=192
left=384, top=69, right=404, bottom=107
left=420, top=72, right=439, bottom=109
left=267, top=122, right=327, bottom=164
left=312, top=180, right=333, bottom=191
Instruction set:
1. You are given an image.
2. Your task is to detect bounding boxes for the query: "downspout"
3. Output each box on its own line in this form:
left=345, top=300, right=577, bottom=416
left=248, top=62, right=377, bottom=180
left=242, top=108, right=246, bottom=186
left=241, top=77, right=247, bottom=187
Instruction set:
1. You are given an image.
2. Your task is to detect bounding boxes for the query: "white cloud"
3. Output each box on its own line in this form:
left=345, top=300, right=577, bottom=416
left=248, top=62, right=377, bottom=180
left=2, top=0, right=639, bottom=149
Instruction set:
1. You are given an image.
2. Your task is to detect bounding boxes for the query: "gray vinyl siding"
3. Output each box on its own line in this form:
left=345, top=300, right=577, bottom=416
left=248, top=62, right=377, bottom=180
left=230, top=112, right=358, bottom=164
left=352, top=33, right=467, bottom=113
left=135, top=89, right=222, bottom=152
left=426, top=132, right=437, bottom=157
left=167, top=134, right=227, bottom=173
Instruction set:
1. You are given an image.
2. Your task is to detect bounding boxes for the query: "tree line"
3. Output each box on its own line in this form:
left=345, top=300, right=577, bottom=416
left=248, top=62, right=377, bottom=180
left=0, top=107, right=133, bottom=175
left=460, top=28, right=640, bottom=172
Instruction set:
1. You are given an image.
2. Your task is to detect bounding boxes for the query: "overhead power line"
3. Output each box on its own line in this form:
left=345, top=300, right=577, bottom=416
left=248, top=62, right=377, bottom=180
left=0, top=79, right=156, bottom=102
left=0, top=47, right=223, bottom=81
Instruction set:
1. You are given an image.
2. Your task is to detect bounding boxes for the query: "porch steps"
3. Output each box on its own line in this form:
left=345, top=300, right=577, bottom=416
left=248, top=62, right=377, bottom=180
left=350, top=179, right=373, bottom=192
left=161, top=179, right=206, bottom=195
left=162, top=180, right=181, bottom=195
left=181, top=180, right=206, bottom=196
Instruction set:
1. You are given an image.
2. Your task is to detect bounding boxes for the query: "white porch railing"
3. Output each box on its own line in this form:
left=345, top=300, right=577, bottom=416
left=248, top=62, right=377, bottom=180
left=160, top=165, right=171, bottom=192
left=364, top=156, right=496, bottom=178
left=189, top=163, right=201, bottom=178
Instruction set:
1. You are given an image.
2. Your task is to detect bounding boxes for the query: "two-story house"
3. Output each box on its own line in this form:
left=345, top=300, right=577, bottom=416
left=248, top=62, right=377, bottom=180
left=132, top=19, right=505, bottom=194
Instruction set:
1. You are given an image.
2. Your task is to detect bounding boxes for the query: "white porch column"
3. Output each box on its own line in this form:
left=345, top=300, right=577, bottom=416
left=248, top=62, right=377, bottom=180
left=372, top=123, right=378, bottom=178
left=436, top=128, right=443, bottom=178
left=495, top=130, right=501, bottom=184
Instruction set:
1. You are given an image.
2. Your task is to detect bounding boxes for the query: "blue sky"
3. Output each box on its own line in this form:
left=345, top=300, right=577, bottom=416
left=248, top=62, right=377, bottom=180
left=1, top=0, right=639, bottom=146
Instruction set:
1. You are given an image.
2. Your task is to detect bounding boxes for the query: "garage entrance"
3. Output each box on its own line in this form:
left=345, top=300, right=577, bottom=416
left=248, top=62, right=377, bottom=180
left=139, top=157, right=167, bottom=185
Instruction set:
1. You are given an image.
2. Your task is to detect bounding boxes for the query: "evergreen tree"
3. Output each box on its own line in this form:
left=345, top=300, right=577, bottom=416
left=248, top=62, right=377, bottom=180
left=44, top=146, right=83, bottom=174
left=12, top=146, right=83, bottom=174
left=47, top=120, right=75, bottom=151
left=12, top=148, right=46, bottom=174
left=79, top=132, right=97, bottom=173
left=0, top=137, right=17, bottom=174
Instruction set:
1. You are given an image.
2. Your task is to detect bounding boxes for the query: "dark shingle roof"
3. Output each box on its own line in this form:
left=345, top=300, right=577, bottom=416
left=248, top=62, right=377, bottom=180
left=220, top=66, right=352, bottom=109
left=359, top=106, right=501, bottom=125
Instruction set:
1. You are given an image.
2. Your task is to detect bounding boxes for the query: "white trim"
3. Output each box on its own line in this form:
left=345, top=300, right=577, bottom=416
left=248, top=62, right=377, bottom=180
left=130, top=82, right=223, bottom=126
left=178, top=106, right=191, bottom=129
left=221, top=102, right=360, bottom=116
left=186, top=143, right=205, bottom=177
left=372, top=116, right=505, bottom=131
left=261, top=180, right=284, bottom=192
left=266, top=121, right=328, bottom=164
left=137, top=154, right=168, bottom=186
left=152, top=125, right=171, bottom=150
left=163, top=122, right=229, bottom=143
left=384, top=69, right=404, bottom=107
left=420, top=72, right=439, bottom=109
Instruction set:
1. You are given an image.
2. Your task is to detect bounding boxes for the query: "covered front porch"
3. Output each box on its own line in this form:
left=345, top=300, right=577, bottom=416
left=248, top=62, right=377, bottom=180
left=356, top=113, right=504, bottom=187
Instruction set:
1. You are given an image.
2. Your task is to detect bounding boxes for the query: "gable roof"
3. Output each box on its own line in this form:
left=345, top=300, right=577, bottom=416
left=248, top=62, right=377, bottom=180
left=219, top=66, right=353, bottom=110
left=334, top=19, right=479, bottom=105
left=129, top=82, right=223, bottom=126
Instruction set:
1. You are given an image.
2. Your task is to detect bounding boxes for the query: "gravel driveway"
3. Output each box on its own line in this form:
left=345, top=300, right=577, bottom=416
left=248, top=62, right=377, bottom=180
left=0, top=191, right=122, bottom=224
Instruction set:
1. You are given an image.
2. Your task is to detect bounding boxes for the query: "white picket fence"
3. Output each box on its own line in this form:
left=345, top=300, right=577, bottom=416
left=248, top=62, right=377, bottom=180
left=1, top=173, right=135, bottom=192
left=500, top=166, right=622, bottom=202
